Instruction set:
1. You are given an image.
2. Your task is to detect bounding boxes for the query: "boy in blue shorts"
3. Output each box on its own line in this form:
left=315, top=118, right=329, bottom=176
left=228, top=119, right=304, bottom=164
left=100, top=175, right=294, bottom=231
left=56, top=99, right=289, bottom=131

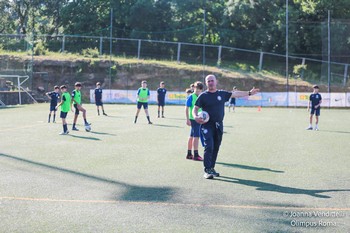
left=45, top=85, right=60, bottom=123
left=134, top=80, right=152, bottom=124
left=185, top=81, right=204, bottom=161
left=157, top=81, right=167, bottom=118
left=306, top=85, right=322, bottom=130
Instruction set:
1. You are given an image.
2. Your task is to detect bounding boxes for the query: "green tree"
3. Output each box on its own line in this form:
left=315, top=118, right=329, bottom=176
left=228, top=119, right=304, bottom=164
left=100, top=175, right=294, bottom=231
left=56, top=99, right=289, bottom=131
left=0, top=0, right=15, bottom=33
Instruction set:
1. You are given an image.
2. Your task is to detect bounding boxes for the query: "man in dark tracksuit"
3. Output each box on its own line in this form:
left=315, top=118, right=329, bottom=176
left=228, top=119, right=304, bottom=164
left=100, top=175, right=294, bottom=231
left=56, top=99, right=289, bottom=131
left=193, top=74, right=259, bottom=179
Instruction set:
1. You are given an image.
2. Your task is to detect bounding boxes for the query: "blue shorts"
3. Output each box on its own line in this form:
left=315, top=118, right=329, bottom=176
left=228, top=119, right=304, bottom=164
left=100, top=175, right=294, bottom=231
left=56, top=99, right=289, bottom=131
left=60, top=111, right=68, bottom=119
left=230, top=98, right=236, bottom=105
left=190, top=119, right=200, bottom=137
left=50, top=105, right=57, bottom=111
left=310, top=107, right=320, bottom=116
left=137, top=102, right=148, bottom=109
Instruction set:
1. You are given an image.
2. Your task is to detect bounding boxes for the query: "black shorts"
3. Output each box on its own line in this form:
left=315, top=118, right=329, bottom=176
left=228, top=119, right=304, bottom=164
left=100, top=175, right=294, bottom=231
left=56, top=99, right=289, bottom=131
left=310, top=107, right=320, bottom=116
left=230, top=98, right=236, bottom=105
left=158, top=101, right=165, bottom=107
left=95, top=100, right=103, bottom=106
left=60, top=111, right=68, bottom=119
left=74, top=104, right=79, bottom=115
left=137, top=102, right=148, bottom=109
left=50, top=105, right=57, bottom=111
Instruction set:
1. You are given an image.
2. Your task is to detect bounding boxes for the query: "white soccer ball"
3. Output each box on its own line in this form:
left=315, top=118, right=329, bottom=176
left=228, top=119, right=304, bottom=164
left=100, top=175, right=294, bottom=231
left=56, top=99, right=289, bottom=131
left=85, top=125, right=91, bottom=132
left=198, top=111, right=210, bottom=124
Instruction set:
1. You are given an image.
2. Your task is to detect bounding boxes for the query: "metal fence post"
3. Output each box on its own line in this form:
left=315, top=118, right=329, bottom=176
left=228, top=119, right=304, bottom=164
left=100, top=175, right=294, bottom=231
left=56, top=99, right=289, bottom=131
left=217, top=45, right=222, bottom=66
left=137, top=40, right=141, bottom=60
left=301, top=58, right=306, bottom=79
left=61, top=35, right=65, bottom=53
left=344, top=64, right=348, bottom=87
left=177, top=43, right=181, bottom=64
left=99, top=36, right=103, bottom=55
left=259, top=52, right=264, bottom=72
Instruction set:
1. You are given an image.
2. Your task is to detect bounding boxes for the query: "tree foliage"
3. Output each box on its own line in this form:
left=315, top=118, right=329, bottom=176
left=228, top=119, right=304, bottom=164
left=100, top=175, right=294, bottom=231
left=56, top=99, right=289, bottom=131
left=1, top=0, right=350, bottom=63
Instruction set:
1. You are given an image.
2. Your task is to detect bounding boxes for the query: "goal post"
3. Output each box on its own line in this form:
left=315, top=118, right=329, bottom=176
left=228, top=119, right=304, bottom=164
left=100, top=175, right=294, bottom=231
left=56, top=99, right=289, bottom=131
left=0, top=74, right=37, bottom=105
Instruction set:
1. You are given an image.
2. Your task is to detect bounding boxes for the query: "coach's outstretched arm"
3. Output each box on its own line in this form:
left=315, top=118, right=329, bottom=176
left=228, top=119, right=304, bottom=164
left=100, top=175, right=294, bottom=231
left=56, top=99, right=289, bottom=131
left=231, top=87, right=260, bottom=98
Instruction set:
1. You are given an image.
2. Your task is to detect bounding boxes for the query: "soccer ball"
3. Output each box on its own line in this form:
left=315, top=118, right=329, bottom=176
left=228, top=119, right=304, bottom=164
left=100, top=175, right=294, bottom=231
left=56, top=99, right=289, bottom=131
left=85, top=125, right=91, bottom=132
left=198, top=111, right=210, bottom=124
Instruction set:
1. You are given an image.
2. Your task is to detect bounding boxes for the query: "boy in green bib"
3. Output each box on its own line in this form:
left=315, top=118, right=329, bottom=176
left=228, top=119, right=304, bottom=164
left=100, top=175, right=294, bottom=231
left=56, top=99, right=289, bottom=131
left=55, top=85, right=72, bottom=135
left=134, top=80, right=152, bottom=124
left=71, top=82, right=90, bottom=131
left=185, top=81, right=204, bottom=160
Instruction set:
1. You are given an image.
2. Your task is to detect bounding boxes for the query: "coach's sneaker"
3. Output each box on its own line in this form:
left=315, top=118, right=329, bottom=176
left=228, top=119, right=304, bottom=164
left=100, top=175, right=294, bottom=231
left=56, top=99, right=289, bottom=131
left=210, top=168, right=220, bottom=177
left=204, top=169, right=214, bottom=179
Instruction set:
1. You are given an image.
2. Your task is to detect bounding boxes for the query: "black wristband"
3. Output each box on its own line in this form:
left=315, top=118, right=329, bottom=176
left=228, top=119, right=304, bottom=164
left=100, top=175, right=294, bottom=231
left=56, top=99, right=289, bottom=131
left=248, top=91, right=251, bottom=96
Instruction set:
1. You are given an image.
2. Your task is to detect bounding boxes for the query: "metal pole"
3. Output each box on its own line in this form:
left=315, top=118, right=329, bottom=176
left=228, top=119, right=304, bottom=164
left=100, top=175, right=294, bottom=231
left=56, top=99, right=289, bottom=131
left=177, top=43, right=181, bottom=64
left=109, top=5, right=113, bottom=93
left=327, top=10, right=331, bottom=100
left=286, top=0, right=289, bottom=107
left=202, top=0, right=206, bottom=81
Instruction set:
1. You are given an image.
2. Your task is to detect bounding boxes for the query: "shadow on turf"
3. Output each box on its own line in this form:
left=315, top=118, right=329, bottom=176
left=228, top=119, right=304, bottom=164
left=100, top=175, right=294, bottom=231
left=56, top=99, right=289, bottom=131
left=152, top=123, right=183, bottom=128
left=319, top=130, right=350, bottom=134
left=216, top=162, right=284, bottom=173
left=215, top=176, right=350, bottom=199
left=89, top=131, right=116, bottom=136
left=69, top=134, right=101, bottom=141
left=0, top=153, right=175, bottom=202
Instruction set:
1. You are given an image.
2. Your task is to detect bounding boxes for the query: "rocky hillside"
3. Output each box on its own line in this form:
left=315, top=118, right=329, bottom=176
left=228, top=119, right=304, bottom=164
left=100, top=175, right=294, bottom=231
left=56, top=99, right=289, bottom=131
left=1, top=54, right=332, bottom=102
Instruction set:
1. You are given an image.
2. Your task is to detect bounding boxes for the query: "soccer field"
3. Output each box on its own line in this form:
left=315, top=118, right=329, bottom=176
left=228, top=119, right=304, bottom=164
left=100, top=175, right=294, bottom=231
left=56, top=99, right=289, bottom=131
left=0, top=104, right=349, bottom=232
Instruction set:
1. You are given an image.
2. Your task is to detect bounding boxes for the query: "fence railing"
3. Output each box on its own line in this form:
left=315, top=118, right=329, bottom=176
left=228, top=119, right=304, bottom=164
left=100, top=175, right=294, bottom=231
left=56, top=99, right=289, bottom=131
left=0, top=33, right=349, bottom=88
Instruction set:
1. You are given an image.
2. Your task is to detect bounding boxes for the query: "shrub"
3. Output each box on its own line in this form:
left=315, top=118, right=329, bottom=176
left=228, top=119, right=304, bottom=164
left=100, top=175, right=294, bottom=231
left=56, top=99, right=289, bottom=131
left=81, top=47, right=99, bottom=58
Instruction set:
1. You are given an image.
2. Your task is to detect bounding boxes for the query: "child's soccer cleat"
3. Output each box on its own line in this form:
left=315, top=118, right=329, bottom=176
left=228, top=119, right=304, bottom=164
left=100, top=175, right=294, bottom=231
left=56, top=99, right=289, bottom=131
left=72, top=127, right=79, bottom=131
left=306, top=126, right=313, bottom=130
left=193, top=155, right=203, bottom=161
left=59, top=131, right=69, bottom=135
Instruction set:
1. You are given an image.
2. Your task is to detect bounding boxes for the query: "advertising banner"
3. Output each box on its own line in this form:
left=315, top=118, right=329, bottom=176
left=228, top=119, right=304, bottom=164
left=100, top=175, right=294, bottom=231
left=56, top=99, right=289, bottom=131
left=90, top=90, right=350, bottom=107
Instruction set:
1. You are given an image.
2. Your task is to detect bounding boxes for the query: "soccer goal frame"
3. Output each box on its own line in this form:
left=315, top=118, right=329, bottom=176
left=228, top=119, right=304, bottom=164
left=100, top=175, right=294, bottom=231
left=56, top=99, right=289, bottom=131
left=0, top=75, right=37, bottom=105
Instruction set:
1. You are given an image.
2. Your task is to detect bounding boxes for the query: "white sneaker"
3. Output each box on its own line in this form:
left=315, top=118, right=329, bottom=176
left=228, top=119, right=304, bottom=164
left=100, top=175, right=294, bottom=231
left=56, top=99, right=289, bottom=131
left=59, top=131, right=69, bottom=135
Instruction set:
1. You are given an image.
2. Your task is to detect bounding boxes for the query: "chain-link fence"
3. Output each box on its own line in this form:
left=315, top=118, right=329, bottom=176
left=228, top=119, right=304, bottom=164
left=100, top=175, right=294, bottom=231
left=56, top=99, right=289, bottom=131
left=0, top=30, right=349, bottom=105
